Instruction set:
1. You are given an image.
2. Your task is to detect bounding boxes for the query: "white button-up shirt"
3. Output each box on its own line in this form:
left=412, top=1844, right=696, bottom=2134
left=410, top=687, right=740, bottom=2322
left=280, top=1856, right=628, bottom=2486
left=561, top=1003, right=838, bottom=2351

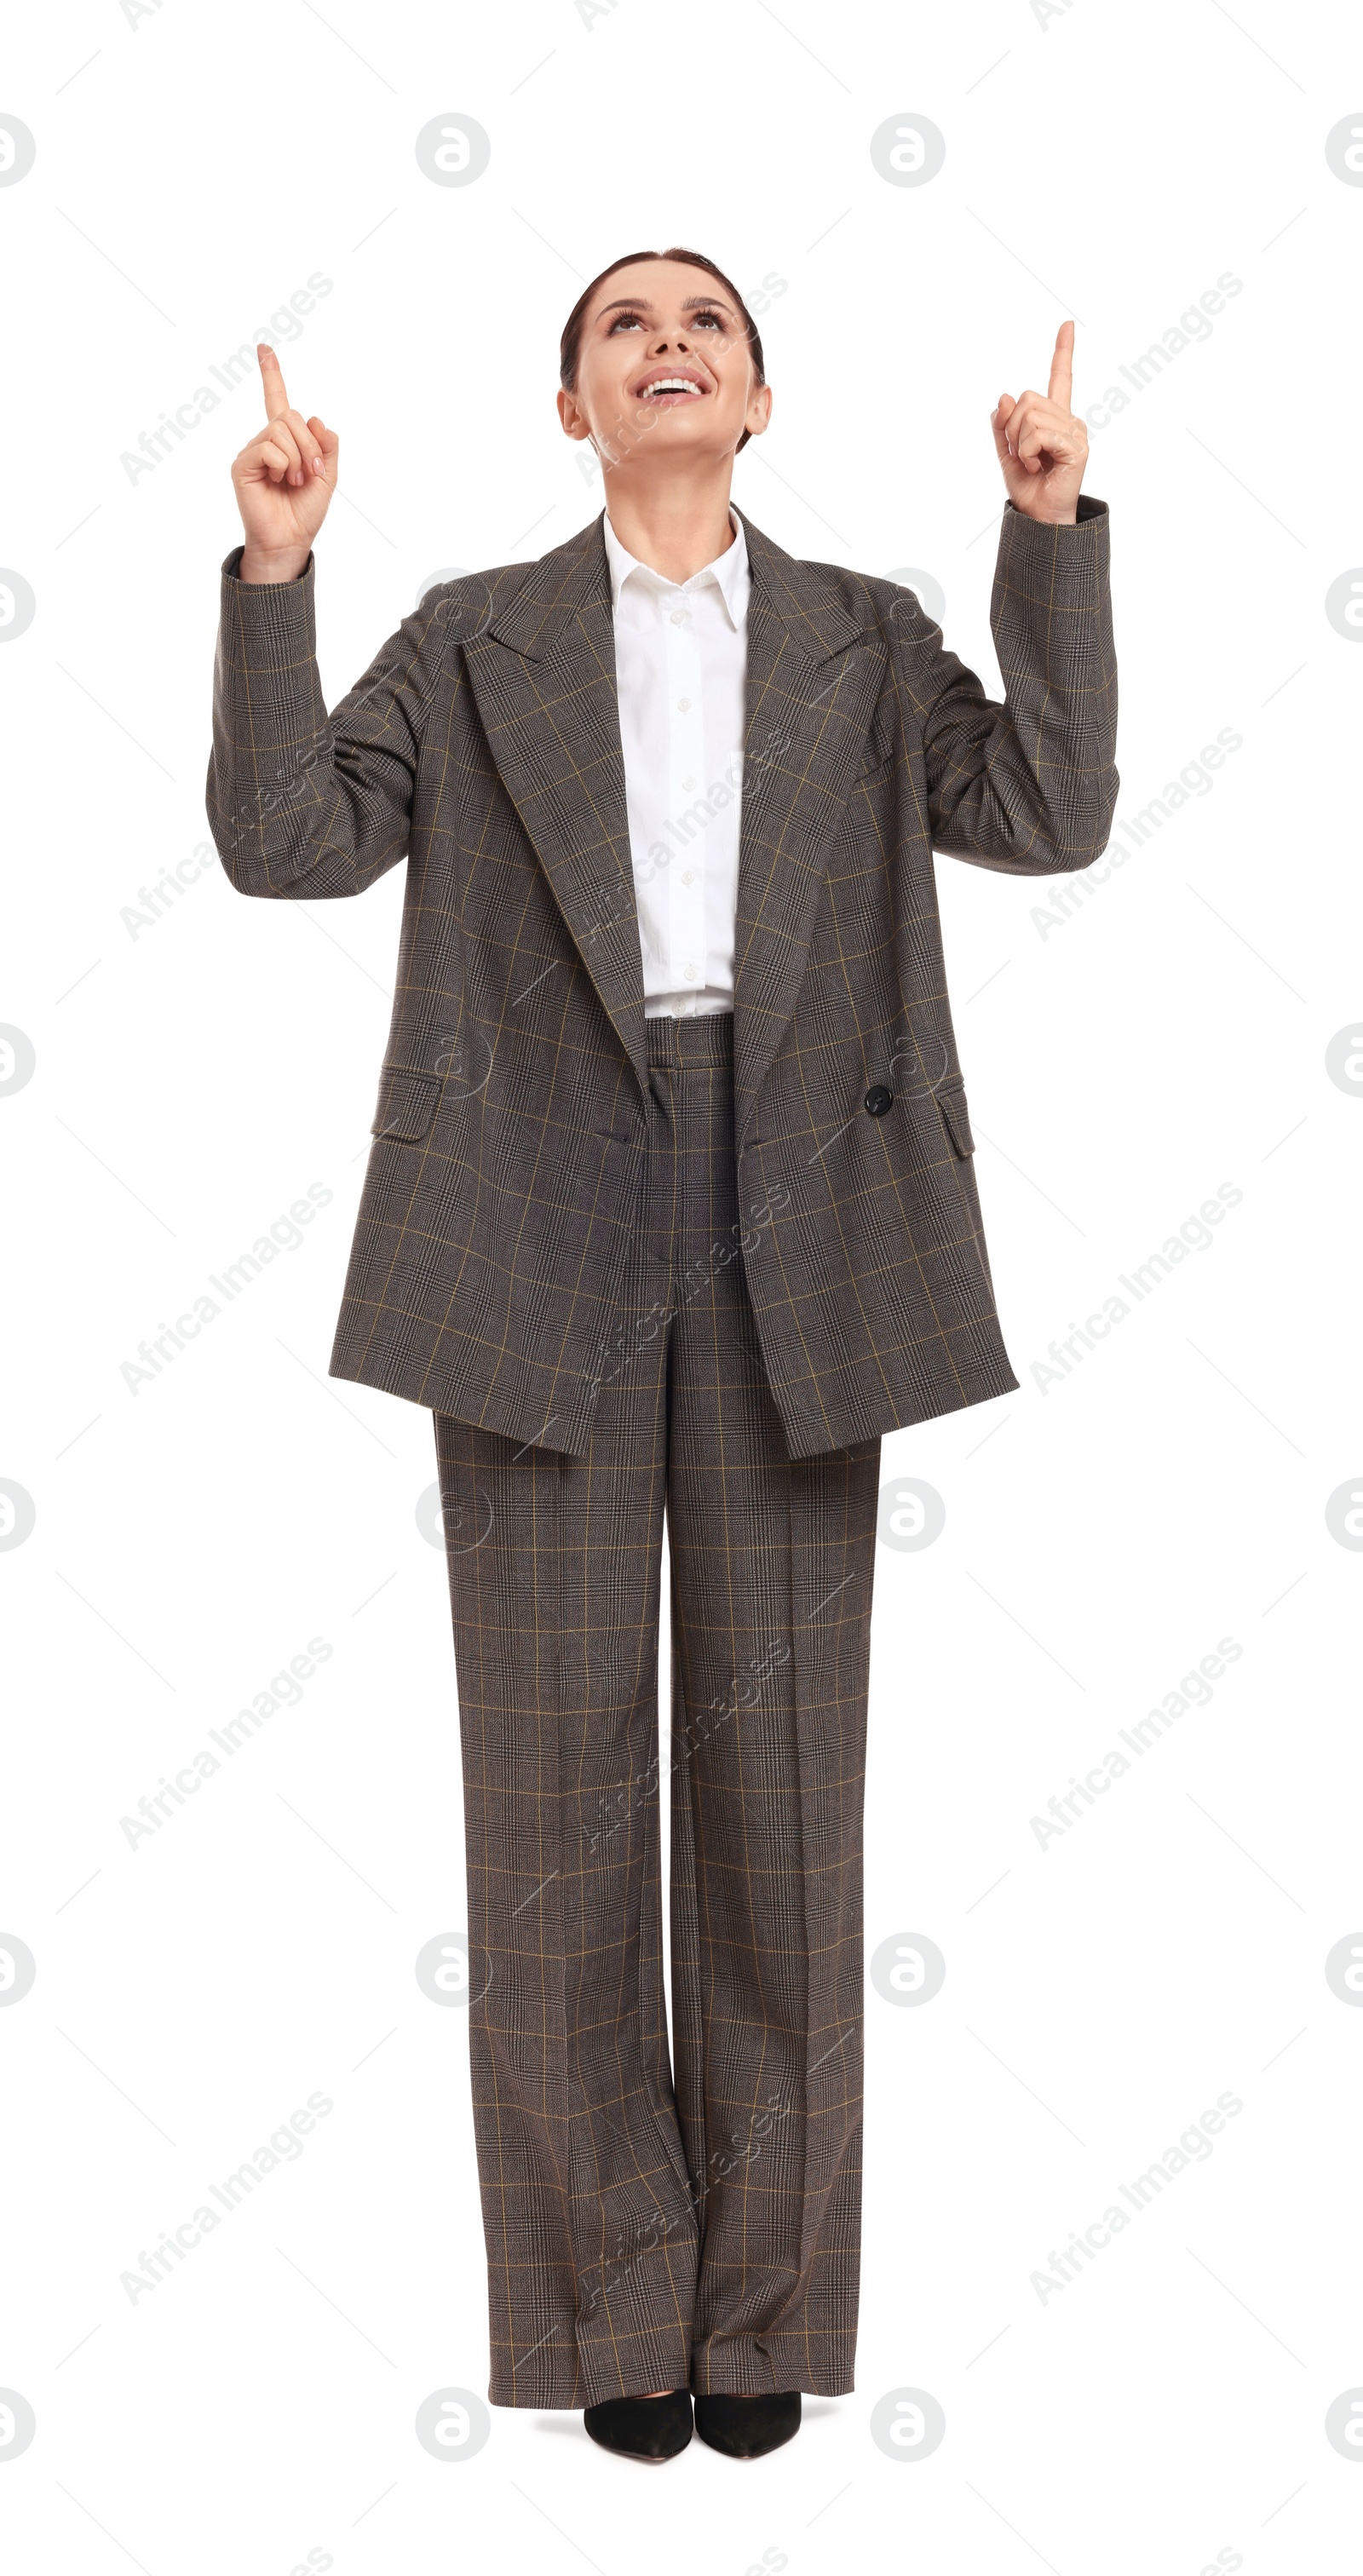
left=601, top=503, right=751, bottom=1018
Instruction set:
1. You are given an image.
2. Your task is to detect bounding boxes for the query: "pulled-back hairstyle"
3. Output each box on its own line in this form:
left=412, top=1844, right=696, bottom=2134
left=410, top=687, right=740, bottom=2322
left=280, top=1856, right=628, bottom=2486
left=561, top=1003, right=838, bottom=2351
left=559, top=247, right=766, bottom=452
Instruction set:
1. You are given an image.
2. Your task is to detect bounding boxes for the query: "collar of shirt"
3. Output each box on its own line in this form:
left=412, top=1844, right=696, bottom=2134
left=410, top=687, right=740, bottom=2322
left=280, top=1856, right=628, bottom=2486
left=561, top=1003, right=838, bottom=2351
left=601, top=503, right=751, bottom=634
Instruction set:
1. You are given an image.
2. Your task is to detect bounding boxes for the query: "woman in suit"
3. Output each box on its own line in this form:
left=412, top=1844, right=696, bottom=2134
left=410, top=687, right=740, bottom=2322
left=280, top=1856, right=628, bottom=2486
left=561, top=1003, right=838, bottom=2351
left=211, top=244, right=1116, bottom=2464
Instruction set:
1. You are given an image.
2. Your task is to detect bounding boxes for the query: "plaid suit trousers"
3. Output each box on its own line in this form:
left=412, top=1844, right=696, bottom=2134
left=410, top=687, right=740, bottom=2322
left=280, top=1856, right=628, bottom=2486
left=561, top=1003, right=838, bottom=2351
left=434, top=1009, right=883, bottom=2408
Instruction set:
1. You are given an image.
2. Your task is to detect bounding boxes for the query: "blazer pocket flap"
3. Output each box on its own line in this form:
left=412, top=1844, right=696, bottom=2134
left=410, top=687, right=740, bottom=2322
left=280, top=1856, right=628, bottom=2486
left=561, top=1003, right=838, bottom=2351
left=371, top=1065, right=440, bottom=1141
left=935, top=1078, right=975, bottom=1158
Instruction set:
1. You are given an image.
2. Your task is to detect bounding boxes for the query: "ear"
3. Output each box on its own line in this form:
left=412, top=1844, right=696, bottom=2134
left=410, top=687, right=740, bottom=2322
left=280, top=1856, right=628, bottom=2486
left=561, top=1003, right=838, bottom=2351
left=745, top=383, right=774, bottom=439
left=556, top=387, right=590, bottom=441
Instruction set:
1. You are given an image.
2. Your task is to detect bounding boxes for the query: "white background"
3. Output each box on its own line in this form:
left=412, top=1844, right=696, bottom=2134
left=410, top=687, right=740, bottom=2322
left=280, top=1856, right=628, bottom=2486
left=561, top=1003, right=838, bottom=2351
left=2, top=2, right=1360, bottom=2569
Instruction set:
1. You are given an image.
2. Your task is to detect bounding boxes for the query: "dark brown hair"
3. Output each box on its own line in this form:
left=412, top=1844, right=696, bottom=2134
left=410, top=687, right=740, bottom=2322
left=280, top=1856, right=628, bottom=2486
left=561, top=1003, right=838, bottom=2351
left=559, top=246, right=766, bottom=452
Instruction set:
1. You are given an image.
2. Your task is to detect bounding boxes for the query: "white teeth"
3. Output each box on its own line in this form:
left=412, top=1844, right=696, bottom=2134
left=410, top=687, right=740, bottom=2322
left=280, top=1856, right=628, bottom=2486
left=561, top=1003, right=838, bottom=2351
left=641, top=378, right=700, bottom=396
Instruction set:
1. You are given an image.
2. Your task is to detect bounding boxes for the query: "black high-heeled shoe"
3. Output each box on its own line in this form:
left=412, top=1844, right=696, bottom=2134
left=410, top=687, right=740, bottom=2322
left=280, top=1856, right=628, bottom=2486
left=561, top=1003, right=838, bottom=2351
left=693, top=2389, right=801, bottom=2458
left=583, top=2389, right=693, bottom=2462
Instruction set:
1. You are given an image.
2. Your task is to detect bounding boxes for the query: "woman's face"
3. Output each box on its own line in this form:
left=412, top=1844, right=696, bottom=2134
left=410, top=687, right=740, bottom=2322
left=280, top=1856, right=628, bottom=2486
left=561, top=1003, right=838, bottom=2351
left=559, top=258, right=771, bottom=470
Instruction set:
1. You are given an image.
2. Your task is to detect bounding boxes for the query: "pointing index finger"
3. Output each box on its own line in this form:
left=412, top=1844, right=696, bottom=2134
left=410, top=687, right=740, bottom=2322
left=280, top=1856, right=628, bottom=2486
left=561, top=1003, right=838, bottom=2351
left=1047, top=320, right=1074, bottom=410
left=256, top=342, right=290, bottom=420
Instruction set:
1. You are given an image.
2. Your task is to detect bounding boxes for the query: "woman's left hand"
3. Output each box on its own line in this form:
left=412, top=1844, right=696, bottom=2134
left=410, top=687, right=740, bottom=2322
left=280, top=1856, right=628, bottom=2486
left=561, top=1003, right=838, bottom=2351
left=992, top=323, right=1087, bottom=525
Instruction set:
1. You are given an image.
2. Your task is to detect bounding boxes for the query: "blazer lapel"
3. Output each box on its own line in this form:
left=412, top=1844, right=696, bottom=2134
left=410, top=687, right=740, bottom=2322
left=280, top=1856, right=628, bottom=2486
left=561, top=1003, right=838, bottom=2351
left=464, top=505, right=880, bottom=1141
left=464, top=515, right=650, bottom=1103
left=730, top=511, right=879, bottom=1150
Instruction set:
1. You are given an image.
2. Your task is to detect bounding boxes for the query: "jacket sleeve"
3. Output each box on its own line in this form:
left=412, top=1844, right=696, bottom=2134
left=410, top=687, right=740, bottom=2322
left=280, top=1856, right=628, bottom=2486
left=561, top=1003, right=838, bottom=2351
left=205, top=547, right=452, bottom=900
left=892, top=495, right=1118, bottom=877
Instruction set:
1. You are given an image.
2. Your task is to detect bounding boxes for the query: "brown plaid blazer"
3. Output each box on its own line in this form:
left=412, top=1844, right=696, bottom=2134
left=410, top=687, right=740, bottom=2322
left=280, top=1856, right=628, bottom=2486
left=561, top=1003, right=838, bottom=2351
left=207, top=497, right=1117, bottom=1461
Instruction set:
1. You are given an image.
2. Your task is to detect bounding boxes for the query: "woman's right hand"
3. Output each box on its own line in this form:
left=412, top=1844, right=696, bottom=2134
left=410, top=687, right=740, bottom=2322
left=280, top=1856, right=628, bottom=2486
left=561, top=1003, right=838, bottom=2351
left=231, top=345, right=338, bottom=582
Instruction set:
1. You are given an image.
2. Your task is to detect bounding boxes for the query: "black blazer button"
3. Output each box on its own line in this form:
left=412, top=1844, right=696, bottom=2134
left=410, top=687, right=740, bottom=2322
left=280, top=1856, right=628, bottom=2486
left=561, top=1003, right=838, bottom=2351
left=864, top=1084, right=893, bottom=1117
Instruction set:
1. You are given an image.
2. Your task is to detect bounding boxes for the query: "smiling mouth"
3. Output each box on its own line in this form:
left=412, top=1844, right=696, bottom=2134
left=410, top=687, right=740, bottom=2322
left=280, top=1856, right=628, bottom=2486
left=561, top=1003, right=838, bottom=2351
left=634, top=374, right=708, bottom=405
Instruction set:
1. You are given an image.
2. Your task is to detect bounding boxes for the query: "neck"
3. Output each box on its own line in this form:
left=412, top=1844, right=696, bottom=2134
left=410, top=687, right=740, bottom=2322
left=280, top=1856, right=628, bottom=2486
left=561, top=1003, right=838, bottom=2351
left=601, top=460, right=737, bottom=584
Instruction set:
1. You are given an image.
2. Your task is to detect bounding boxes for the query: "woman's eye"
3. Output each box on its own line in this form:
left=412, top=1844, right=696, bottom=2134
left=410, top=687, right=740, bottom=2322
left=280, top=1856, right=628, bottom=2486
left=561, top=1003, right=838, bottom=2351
left=606, top=309, right=728, bottom=333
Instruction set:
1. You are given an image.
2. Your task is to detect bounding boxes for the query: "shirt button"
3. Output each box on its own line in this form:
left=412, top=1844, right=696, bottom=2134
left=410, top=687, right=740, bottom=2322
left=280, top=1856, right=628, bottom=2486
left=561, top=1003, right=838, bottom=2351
left=683, top=963, right=698, bottom=980
left=681, top=870, right=694, bottom=885
left=676, top=697, right=691, bottom=713
left=670, top=609, right=687, bottom=625
left=682, top=775, right=697, bottom=791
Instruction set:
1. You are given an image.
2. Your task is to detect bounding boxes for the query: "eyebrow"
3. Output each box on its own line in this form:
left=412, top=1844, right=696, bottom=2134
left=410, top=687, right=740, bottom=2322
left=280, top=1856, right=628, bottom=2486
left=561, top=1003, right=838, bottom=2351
left=595, top=294, right=737, bottom=321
